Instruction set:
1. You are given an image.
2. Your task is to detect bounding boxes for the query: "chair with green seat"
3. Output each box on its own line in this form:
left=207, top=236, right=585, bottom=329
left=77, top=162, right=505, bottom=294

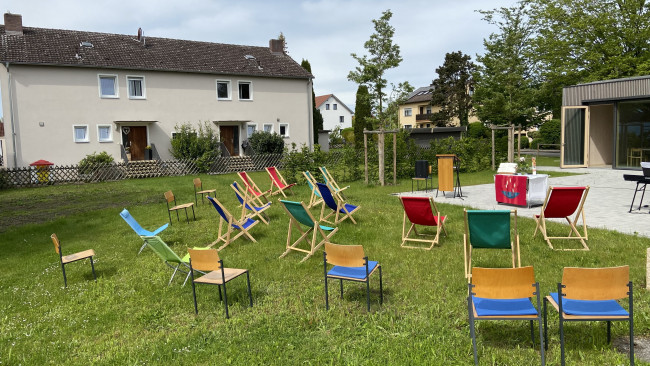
left=142, top=236, right=207, bottom=286
left=463, top=209, right=520, bottom=280
left=279, top=200, right=338, bottom=262
left=119, top=208, right=168, bottom=254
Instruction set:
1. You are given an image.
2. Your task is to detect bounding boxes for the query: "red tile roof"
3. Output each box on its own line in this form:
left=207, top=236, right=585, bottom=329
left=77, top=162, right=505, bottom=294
left=315, top=94, right=332, bottom=108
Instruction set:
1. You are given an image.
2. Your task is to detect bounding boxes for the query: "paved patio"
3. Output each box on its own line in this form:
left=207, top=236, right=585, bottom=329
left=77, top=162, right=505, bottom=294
left=410, top=166, right=650, bottom=238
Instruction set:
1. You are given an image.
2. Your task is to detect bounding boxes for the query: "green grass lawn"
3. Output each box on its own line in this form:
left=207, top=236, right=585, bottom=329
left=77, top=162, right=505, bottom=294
left=0, top=171, right=646, bottom=365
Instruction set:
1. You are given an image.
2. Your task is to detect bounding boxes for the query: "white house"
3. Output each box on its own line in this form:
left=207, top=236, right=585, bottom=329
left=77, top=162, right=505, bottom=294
left=0, top=13, right=314, bottom=168
left=315, top=94, right=353, bottom=131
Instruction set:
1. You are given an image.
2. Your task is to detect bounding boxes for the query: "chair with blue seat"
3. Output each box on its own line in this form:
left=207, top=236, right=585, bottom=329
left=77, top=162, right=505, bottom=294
left=119, top=208, right=169, bottom=254
left=231, top=181, right=271, bottom=225
left=323, top=242, right=383, bottom=311
left=303, top=171, right=323, bottom=208
left=544, top=266, right=633, bottom=365
left=319, top=166, right=349, bottom=197
left=206, top=196, right=258, bottom=251
left=142, top=236, right=206, bottom=286
left=317, top=182, right=360, bottom=225
left=279, top=200, right=338, bottom=262
left=468, top=266, right=545, bottom=365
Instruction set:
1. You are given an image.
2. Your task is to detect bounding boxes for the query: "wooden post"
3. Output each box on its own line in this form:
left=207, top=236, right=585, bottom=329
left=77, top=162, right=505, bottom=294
left=507, top=125, right=514, bottom=163
left=491, top=127, right=495, bottom=170
left=378, top=129, right=385, bottom=186
left=517, top=124, right=522, bottom=160
left=393, top=133, right=397, bottom=185
left=364, top=130, right=368, bottom=184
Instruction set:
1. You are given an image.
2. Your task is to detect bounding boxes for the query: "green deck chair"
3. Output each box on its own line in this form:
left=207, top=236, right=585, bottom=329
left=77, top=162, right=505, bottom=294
left=463, top=209, right=520, bottom=280
left=279, top=200, right=338, bottom=262
left=143, top=236, right=206, bottom=286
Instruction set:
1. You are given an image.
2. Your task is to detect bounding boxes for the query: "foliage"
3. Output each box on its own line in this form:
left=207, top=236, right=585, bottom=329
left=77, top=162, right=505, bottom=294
left=353, top=85, right=372, bottom=148
left=169, top=122, right=219, bottom=173
left=248, top=131, right=285, bottom=154
left=348, top=9, right=403, bottom=114
left=430, top=51, right=476, bottom=126
left=378, top=81, right=414, bottom=129
left=538, top=119, right=561, bottom=145
left=301, top=59, right=324, bottom=143
left=467, top=122, right=489, bottom=139
left=77, top=151, right=114, bottom=175
left=281, top=143, right=327, bottom=184
left=341, top=127, right=355, bottom=144
left=329, top=127, right=344, bottom=146
left=519, top=136, right=530, bottom=149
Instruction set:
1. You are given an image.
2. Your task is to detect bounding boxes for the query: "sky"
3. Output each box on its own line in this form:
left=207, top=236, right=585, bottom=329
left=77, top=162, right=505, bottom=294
left=2, top=0, right=515, bottom=110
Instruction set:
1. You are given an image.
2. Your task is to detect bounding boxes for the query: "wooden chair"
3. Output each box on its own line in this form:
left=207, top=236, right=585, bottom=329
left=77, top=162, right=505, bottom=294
left=463, top=209, right=520, bottom=280
left=319, top=166, right=349, bottom=197
left=323, top=242, right=383, bottom=311
left=544, top=266, right=633, bottom=365
left=231, top=181, right=271, bottom=225
left=164, top=190, right=195, bottom=225
left=279, top=200, right=338, bottom=262
left=302, top=171, right=323, bottom=208
left=206, top=196, right=258, bottom=251
left=193, top=178, right=216, bottom=205
left=51, top=233, right=96, bottom=287
left=399, top=196, right=447, bottom=250
left=266, top=166, right=296, bottom=197
left=627, top=147, right=642, bottom=166
left=468, top=266, right=545, bottom=365
left=188, top=248, right=252, bottom=318
left=533, top=186, right=589, bottom=251
left=317, top=182, right=360, bottom=225
left=237, top=171, right=270, bottom=206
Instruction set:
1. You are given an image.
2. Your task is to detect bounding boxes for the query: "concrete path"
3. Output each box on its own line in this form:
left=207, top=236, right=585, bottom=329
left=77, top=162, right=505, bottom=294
left=408, top=167, right=650, bottom=238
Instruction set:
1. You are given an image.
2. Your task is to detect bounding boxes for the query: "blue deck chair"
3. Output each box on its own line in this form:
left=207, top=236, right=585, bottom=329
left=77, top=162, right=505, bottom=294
left=120, top=208, right=169, bottom=254
left=231, top=181, right=271, bottom=225
left=279, top=200, right=338, bottom=262
left=303, top=171, right=323, bottom=208
left=207, top=196, right=258, bottom=251
left=142, top=236, right=207, bottom=286
left=317, top=183, right=360, bottom=225
left=319, top=166, right=349, bottom=197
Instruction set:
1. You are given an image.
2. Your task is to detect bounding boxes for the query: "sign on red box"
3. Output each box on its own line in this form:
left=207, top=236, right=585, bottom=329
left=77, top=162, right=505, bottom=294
left=495, top=174, right=527, bottom=206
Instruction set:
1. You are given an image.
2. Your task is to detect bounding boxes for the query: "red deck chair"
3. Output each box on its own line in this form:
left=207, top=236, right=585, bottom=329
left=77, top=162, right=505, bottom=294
left=266, top=166, right=296, bottom=198
left=237, top=171, right=270, bottom=206
left=534, top=186, right=590, bottom=251
left=399, top=196, right=447, bottom=250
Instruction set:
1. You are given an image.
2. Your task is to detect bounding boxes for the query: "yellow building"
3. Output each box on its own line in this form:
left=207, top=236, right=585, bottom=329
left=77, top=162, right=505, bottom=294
left=398, top=85, right=478, bottom=128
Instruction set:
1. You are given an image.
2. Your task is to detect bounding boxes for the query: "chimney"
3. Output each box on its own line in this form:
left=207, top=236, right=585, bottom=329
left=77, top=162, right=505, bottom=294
left=4, top=13, right=23, bottom=36
left=269, top=39, right=284, bottom=55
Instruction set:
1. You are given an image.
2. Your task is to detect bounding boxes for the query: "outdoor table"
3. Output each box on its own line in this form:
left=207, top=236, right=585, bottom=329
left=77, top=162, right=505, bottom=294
left=494, top=174, right=548, bottom=208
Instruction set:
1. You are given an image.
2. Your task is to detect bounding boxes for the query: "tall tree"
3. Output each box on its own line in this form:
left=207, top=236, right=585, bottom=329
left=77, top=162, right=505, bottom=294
left=353, top=85, right=372, bottom=148
left=381, top=81, right=414, bottom=129
left=348, top=9, right=403, bottom=115
left=301, top=59, right=323, bottom=144
left=429, top=51, right=476, bottom=126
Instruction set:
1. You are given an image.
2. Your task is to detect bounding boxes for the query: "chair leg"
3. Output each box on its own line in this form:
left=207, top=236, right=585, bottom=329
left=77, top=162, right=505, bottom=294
left=90, top=257, right=96, bottom=281
left=560, top=313, right=566, bottom=366
left=61, top=263, right=67, bottom=288
left=324, top=276, right=329, bottom=310
left=246, top=271, right=253, bottom=308
left=168, top=210, right=173, bottom=225
left=191, top=281, right=199, bottom=314
left=630, top=318, right=635, bottom=366
left=379, top=266, right=383, bottom=305
left=544, top=299, right=549, bottom=350
left=138, top=241, right=147, bottom=255
left=191, top=205, right=196, bottom=221
left=218, top=285, right=222, bottom=301
left=607, top=321, right=611, bottom=343
left=530, top=320, right=535, bottom=347
left=184, top=208, right=189, bottom=224
left=366, top=278, right=371, bottom=312
left=468, top=296, right=479, bottom=365
left=223, top=282, right=229, bottom=319
left=339, top=279, right=344, bottom=299
left=538, top=312, right=546, bottom=365
left=176, top=209, right=180, bottom=222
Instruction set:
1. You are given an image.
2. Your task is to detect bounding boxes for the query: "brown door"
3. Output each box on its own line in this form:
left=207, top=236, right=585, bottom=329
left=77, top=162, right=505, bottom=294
left=128, top=126, right=147, bottom=161
left=220, top=126, right=236, bottom=156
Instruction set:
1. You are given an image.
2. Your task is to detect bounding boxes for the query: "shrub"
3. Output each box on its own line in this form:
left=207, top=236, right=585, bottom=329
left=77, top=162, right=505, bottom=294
left=519, top=136, right=530, bottom=149
left=248, top=131, right=285, bottom=154
left=170, top=122, right=219, bottom=172
left=467, top=122, right=489, bottom=139
left=539, top=119, right=561, bottom=145
left=78, top=151, right=114, bottom=175
left=530, top=138, right=540, bottom=149
left=341, top=127, right=355, bottom=144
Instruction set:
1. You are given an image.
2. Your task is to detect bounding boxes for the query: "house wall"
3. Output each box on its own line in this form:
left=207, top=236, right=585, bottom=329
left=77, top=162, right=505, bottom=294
left=0, top=64, right=312, bottom=167
left=318, top=96, right=353, bottom=130
left=398, top=102, right=475, bottom=128
left=588, top=104, right=614, bottom=166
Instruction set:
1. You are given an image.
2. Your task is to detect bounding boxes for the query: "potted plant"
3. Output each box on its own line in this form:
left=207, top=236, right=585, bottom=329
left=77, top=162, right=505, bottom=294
left=145, top=146, right=152, bottom=160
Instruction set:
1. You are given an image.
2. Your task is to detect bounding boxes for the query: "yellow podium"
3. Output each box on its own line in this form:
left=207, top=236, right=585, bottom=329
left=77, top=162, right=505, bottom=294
left=436, top=154, right=462, bottom=198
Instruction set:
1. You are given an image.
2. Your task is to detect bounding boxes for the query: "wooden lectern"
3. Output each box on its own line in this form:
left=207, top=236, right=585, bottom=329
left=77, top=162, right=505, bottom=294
left=436, top=154, right=462, bottom=198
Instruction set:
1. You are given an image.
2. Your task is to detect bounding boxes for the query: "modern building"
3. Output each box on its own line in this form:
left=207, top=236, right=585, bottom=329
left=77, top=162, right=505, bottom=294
left=315, top=94, right=353, bottom=130
left=0, top=13, right=314, bottom=168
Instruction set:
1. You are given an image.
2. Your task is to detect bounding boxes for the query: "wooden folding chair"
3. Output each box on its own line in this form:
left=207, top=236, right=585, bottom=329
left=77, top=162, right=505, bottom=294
left=206, top=196, right=258, bottom=251
left=266, top=166, right=296, bottom=197
left=51, top=233, right=97, bottom=287
left=231, top=181, right=271, bottom=225
left=533, top=186, right=589, bottom=251
left=544, top=266, right=633, bottom=365
left=302, top=171, right=323, bottom=208
left=317, top=182, right=360, bottom=225
left=193, top=178, right=216, bottom=205
left=164, top=190, right=195, bottom=225
left=319, top=166, right=349, bottom=197
left=399, top=196, right=447, bottom=250
left=463, top=209, right=520, bottom=280
left=279, top=200, right=338, bottom=262
left=237, top=171, right=270, bottom=206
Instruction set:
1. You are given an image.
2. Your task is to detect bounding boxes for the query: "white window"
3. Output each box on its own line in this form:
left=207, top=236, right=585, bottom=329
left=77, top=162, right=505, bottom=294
left=404, top=125, right=412, bottom=129
left=325, top=104, right=330, bottom=110
left=217, top=80, right=231, bottom=100
left=339, top=116, right=344, bottom=123
left=238, top=81, right=253, bottom=100
left=127, top=76, right=145, bottom=99
left=263, top=123, right=273, bottom=133
left=279, top=123, right=289, bottom=137
left=426, top=107, right=432, bottom=114
left=247, top=123, right=257, bottom=136
left=333, top=104, right=338, bottom=110
left=98, top=75, right=118, bottom=98
left=404, top=108, right=412, bottom=117
left=97, top=125, right=113, bottom=142
left=73, top=125, right=89, bottom=143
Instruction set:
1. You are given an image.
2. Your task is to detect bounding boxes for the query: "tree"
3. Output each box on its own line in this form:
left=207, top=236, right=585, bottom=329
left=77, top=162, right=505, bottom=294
left=348, top=9, right=403, bottom=115
left=353, top=85, right=371, bottom=148
left=430, top=51, right=476, bottom=126
left=301, top=59, right=323, bottom=144
left=380, top=81, right=414, bottom=129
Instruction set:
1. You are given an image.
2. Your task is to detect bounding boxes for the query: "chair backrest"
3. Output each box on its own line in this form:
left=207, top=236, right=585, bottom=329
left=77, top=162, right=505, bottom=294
left=120, top=209, right=146, bottom=235
left=207, top=196, right=231, bottom=222
left=319, top=166, right=332, bottom=184
left=465, top=210, right=513, bottom=249
left=231, top=182, right=246, bottom=205
left=164, top=190, right=175, bottom=204
left=561, top=266, right=629, bottom=300
left=316, top=183, right=338, bottom=210
left=144, top=236, right=182, bottom=264
left=472, top=266, right=536, bottom=299
left=267, top=167, right=284, bottom=186
left=280, top=200, right=315, bottom=227
left=238, top=171, right=260, bottom=194
left=51, top=233, right=61, bottom=255
left=400, top=196, right=438, bottom=226
left=303, top=171, right=321, bottom=195
left=542, top=186, right=588, bottom=218
left=324, top=242, right=366, bottom=267
left=193, top=178, right=202, bottom=189
left=188, top=248, right=222, bottom=272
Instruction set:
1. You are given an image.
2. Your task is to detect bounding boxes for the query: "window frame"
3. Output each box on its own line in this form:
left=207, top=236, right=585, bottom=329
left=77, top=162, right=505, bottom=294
left=216, top=79, right=232, bottom=100
left=333, top=104, right=338, bottom=110
left=325, top=104, right=330, bottom=110
left=404, top=125, right=412, bottom=129
left=404, top=108, right=413, bottom=117
left=126, top=75, right=146, bottom=99
left=98, top=74, right=119, bottom=99
left=97, top=124, right=113, bottom=142
left=263, top=123, right=274, bottom=133
left=339, top=116, right=344, bottom=123
left=238, top=81, right=253, bottom=101
left=73, top=124, right=90, bottom=143
left=247, top=123, right=257, bottom=137
left=279, top=123, right=289, bottom=138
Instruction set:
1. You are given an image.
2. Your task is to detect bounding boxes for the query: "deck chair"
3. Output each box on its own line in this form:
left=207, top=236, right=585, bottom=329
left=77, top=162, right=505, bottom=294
left=266, top=166, right=296, bottom=197
left=164, top=190, right=195, bottom=225
left=399, top=196, right=447, bottom=250
left=463, top=209, right=520, bottom=280
left=193, top=178, right=216, bottom=205
left=323, top=242, right=383, bottom=311
left=206, top=196, right=258, bottom=251
left=468, top=266, right=545, bottom=365
left=317, top=183, right=360, bottom=225
left=279, top=200, right=338, bottom=262
left=142, top=236, right=207, bottom=286
left=188, top=248, right=253, bottom=318
left=231, top=181, right=271, bottom=225
left=319, top=166, right=349, bottom=197
left=544, top=266, right=633, bottom=365
left=303, top=171, right=323, bottom=208
left=237, top=171, right=270, bottom=206
left=534, top=186, right=589, bottom=251
left=51, top=233, right=96, bottom=287
left=119, top=209, right=169, bottom=254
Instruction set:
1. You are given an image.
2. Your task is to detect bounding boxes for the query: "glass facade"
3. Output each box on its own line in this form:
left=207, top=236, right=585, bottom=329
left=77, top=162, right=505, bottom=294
left=616, top=100, right=650, bottom=168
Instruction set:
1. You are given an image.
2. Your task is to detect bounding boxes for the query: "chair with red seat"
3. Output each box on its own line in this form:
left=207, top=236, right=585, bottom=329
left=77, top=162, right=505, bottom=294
left=533, top=186, right=590, bottom=251
left=266, top=166, right=296, bottom=197
left=237, top=171, right=270, bottom=207
left=399, top=196, right=447, bottom=250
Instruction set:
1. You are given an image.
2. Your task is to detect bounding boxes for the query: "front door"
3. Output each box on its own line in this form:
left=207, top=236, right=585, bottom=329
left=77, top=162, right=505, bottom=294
left=122, top=126, right=147, bottom=161
left=561, top=106, right=590, bottom=168
left=220, top=126, right=239, bottom=156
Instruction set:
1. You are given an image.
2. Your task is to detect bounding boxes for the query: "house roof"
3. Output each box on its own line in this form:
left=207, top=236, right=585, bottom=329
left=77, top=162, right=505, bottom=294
left=315, top=94, right=354, bottom=114
left=0, top=25, right=313, bottom=79
left=403, top=86, right=433, bottom=104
